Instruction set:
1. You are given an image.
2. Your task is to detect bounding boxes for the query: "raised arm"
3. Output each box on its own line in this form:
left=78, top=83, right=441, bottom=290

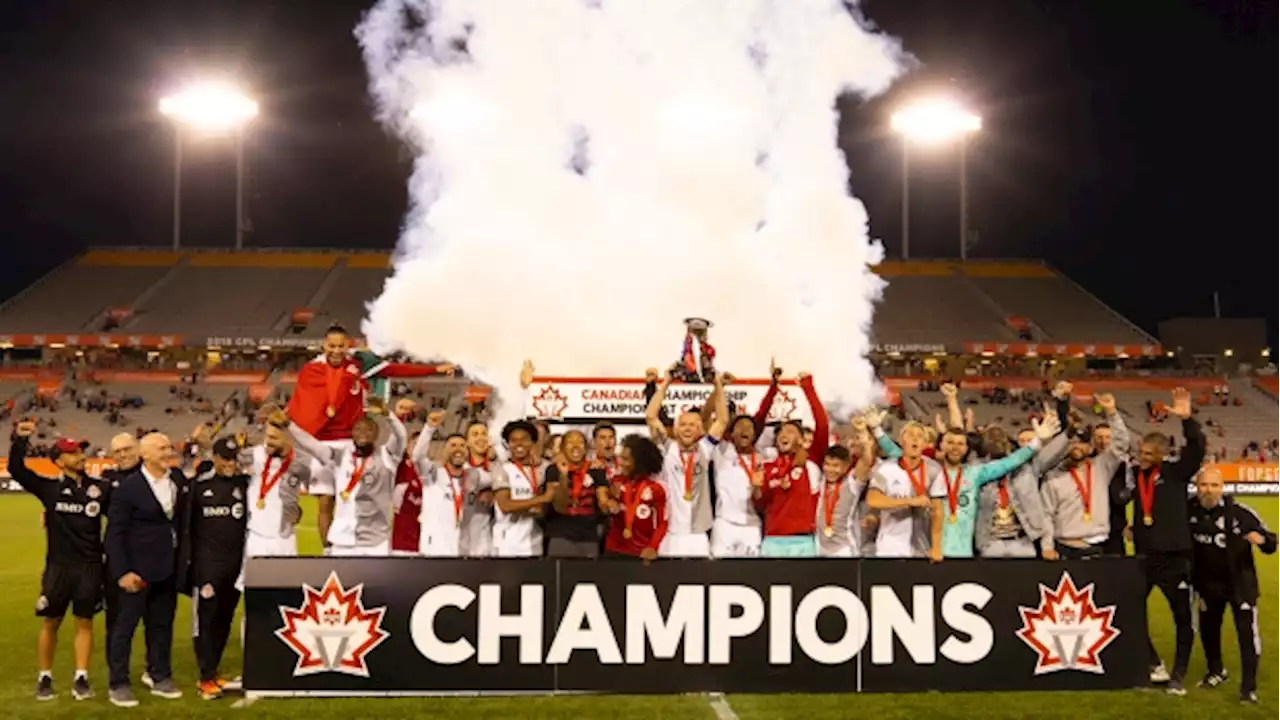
left=380, top=411, right=408, bottom=470
left=1030, top=429, right=1071, bottom=477
left=706, top=373, right=730, bottom=441
left=799, top=372, right=829, bottom=465
left=864, top=407, right=902, bottom=459
left=1163, top=388, right=1205, bottom=473
left=412, top=410, right=444, bottom=470
left=644, top=369, right=671, bottom=442
left=1091, top=394, right=1128, bottom=479
left=753, top=357, right=782, bottom=428
left=940, top=383, right=963, bottom=430
left=972, top=414, right=1059, bottom=487
left=7, top=424, right=56, bottom=501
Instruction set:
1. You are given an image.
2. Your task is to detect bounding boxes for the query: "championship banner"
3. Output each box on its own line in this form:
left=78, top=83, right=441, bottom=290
left=243, top=558, right=1147, bottom=696
left=523, top=377, right=815, bottom=426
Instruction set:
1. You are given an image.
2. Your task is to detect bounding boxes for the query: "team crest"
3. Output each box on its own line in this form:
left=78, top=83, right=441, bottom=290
left=1016, top=572, right=1120, bottom=675
left=636, top=504, right=652, bottom=520
left=86, top=484, right=101, bottom=499
left=790, top=467, right=803, bottom=481
left=276, top=572, right=390, bottom=678
left=85, top=501, right=100, bottom=518
left=232, top=487, right=243, bottom=500
left=640, top=487, right=653, bottom=502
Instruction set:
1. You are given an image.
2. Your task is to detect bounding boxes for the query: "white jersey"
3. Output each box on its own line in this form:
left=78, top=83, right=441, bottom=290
left=461, top=458, right=503, bottom=557
left=658, top=437, right=715, bottom=536
left=243, top=445, right=309, bottom=541
left=418, top=465, right=467, bottom=557
left=710, top=443, right=775, bottom=527
left=868, top=457, right=946, bottom=558
left=492, top=460, right=544, bottom=557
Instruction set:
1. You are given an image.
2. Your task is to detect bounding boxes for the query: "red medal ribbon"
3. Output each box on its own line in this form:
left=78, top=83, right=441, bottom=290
left=446, top=466, right=465, bottom=525
left=736, top=452, right=759, bottom=484
left=822, top=478, right=841, bottom=533
left=941, top=465, right=963, bottom=519
left=324, top=362, right=345, bottom=417
left=998, top=478, right=1011, bottom=510
left=342, top=452, right=372, bottom=500
left=468, top=455, right=489, bottom=472
left=516, top=463, right=538, bottom=490
left=681, top=450, right=697, bottom=499
left=1137, top=468, right=1159, bottom=524
left=1068, top=464, right=1093, bottom=519
left=569, top=463, right=589, bottom=503
left=622, top=480, right=641, bottom=537
left=258, top=449, right=294, bottom=506
left=899, top=458, right=928, bottom=497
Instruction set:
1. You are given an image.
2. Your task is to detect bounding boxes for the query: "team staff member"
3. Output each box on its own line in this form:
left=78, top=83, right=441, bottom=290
left=176, top=438, right=249, bottom=700
left=1039, top=394, right=1128, bottom=560
left=1127, top=388, right=1203, bottom=695
left=106, top=432, right=187, bottom=707
left=10, top=421, right=111, bottom=701
left=1189, top=467, right=1275, bottom=704
left=100, top=433, right=141, bottom=687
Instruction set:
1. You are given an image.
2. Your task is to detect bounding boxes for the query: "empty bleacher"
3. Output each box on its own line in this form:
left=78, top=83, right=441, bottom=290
left=963, top=265, right=1153, bottom=344
left=0, top=264, right=171, bottom=333
left=129, top=266, right=328, bottom=335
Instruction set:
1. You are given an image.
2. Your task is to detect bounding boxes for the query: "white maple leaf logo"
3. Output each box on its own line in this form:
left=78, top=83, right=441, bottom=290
left=532, top=385, right=569, bottom=418
left=770, top=389, right=798, bottom=420
left=1016, top=572, right=1120, bottom=675
left=275, top=572, right=390, bottom=678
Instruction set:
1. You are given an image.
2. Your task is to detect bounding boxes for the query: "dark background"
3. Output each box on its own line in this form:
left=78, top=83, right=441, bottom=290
left=0, top=1, right=1274, bottom=345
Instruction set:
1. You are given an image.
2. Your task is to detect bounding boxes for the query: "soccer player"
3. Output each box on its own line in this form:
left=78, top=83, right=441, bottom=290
left=543, top=430, right=610, bottom=558
left=1189, top=467, right=1275, bottom=704
left=1094, top=422, right=1133, bottom=557
left=492, top=420, right=556, bottom=557
left=865, top=417, right=943, bottom=560
left=751, top=371, right=829, bottom=558
left=410, top=415, right=481, bottom=556
left=461, top=419, right=504, bottom=557
left=9, top=420, right=111, bottom=701
left=814, top=442, right=876, bottom=558
left=645, top=370, right=730, bottom=557
left=176, top=437, right=249, bottom=700
left=1128, top=388, right=1204, bottom=695
left=590, top=422, right=620, bottom=479
left=289, top=402, right=407, bottom=556
left=710, top=413, right=775, bottom=558
left=603, top=434, right=669, bottom=562
left=1039, top=393, right=1129, bottom=560
left=881, top=412, right=1061, bottom=558
left=975, top=421, right=1070, bottom=559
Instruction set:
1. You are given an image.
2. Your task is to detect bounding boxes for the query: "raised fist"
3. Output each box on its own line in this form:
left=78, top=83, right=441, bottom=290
left=426, top=409, right=446, bottom=428
left=1094, top=393, right=1117, bottom=413
left=644, top=367, right=659, bottom=383
left=520, top=359, right=535, bottom=388
left=940, top=383, right=958, bottom=399
left=394, top=398, right=418, bottom=418
left=15, top=420, right=36, bottom=438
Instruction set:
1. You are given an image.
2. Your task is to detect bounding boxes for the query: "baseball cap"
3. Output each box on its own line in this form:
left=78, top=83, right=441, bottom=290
left=212, top=436, right=240, bottom=461
left=53, top=437, right=89, bottom=456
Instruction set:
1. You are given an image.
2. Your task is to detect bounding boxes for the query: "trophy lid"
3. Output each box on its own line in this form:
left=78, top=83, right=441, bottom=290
left=683, top=317, right=713, bottom=331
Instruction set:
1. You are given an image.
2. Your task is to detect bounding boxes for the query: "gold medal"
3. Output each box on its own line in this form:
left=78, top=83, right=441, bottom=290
left=1083, top=512, right=1091, bottom=522
left=1143, top=514, right=1154, bottom=527
left=326, top=406, right=336, bottom=418
left=683, top=491, right=693, bottom=502
left=623, top=528, right=632, bottom=539
left=823, top=526, right=834, bottom=538
left=780, top=481, right=791, bottom=491
left=339, top=490, right=350, bottom=502
left=948, top=514, right=957, bottom=525
left=995, top=506, right=1012, bottom=520
left=256, top=498, right=266, bottom=510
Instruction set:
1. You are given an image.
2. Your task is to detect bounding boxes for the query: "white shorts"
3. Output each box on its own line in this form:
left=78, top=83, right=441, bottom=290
left=711, top=519, right=762, bottom=558
left=330, top=541, right=390, bottom=557
left=659, top=532, right=711, bottom=558
left=237, top=533, right=299, bottom=590
left=389, top=550, right=419, bottom=558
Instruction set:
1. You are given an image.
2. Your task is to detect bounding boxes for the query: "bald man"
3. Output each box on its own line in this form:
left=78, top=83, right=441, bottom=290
left=100, top=433, right=141, bottom=679
left=104, top=433, right=187, bottom=707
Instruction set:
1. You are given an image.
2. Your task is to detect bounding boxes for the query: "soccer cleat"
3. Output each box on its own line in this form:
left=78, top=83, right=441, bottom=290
left=109, top=686, right=139, bottom=708
left=1240, top=691, right=1259, bottom=704
left=1165, top=679, right=1186, bottom=697
left=1198, top=669, right=1229, bottom=689
left=35, top=675, right=55, bottom=701
left=1149, top=664, right=1171, bottom=684
left=198, top=680, right=222, bottom=700
left=72, top=675, right=93, bottom=700
left=150, top=677, right=183, bottom=699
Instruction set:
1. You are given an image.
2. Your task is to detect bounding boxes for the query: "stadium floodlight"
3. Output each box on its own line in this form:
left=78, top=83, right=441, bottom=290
left=890, top=98, right=982, bottom=261
left=159, top=80, right=259, bottom=251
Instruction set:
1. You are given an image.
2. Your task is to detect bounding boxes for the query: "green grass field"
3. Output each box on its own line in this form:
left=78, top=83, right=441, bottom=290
left=0, top=495, right=1273, bottom=719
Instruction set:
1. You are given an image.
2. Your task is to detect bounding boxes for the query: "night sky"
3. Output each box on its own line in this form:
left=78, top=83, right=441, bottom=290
left=0, top=1, right=1274, bottom=345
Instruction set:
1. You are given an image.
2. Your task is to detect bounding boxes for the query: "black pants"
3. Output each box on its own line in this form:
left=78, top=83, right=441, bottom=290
left=1200, top=594, right=1260, bottom=694
left=1057, top=543, right=1103, bottom=560
left=1144, top=552, right=1194, bottom=681
left=108, top=577, right=177, bottom=689
left=193, top=579, right=241, bottom=682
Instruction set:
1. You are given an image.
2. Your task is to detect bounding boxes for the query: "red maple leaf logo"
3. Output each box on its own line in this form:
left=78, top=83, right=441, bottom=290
left=275, top=572, right=390, bottom=678
left=532, top=385, right=568, bottom=418
left=1016, top=572, right=1120, bottom=676
left=770, top=389, right=798, bottom=420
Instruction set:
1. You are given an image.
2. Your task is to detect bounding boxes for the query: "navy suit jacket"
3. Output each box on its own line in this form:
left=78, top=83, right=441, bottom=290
left=106, top=467, right=187, bottom=583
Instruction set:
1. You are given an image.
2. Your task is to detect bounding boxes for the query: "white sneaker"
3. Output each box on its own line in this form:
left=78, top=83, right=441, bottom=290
left=221, top=676, right=243, bottom=691
left=140, top=671, right=154, bottom=688
left=1150, top=664, right=1171, bottom=684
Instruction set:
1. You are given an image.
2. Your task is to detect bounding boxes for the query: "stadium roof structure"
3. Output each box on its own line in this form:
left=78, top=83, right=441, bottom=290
left=0, top=248, right=1159, bottom=356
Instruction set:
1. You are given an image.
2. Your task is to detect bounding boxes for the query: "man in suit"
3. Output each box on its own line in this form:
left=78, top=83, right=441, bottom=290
left=105, top=432, right=186, bottom=707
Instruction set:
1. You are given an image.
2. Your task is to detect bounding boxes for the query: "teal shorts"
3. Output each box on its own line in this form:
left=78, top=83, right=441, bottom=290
left=760, top=536, right=817, bottom=558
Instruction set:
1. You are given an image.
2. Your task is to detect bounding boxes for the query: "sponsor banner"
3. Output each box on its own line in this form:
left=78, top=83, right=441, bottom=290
left=243, top=557, right=1147, bottom=696
left=0, top=334, right=182, bottom=348
left=963, top=343, right=1162, bottom=358
left=524, top=377, right=814, bottom=426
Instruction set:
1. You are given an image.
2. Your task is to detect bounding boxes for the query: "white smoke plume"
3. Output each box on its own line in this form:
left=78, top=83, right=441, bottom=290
left=357, top=0, right=907, bottom=422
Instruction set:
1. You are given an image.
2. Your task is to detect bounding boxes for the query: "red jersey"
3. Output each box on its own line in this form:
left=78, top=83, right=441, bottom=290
left=604, top=476, right=668, bottom=556
left=753, top=454, right=819, bottom=537
left=391, top=455, right=423, bottom=553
